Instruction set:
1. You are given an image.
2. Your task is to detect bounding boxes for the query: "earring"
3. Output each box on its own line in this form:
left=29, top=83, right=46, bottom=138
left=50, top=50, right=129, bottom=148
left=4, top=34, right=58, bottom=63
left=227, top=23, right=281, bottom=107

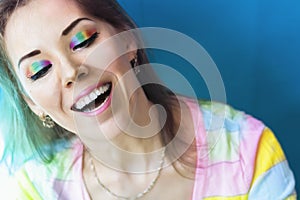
left=39, top=113, right=55, bottom=128
left=130, top=56, right=140, bottom=75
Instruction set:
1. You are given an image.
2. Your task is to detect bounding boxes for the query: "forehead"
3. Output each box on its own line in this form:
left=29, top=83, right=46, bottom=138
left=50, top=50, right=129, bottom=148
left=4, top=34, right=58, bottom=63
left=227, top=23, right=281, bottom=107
left=4, top=0, right=87, bottom=65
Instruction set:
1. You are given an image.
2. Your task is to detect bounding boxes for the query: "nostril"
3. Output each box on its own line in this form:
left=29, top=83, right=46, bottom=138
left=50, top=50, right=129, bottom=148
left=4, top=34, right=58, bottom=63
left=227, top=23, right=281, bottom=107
left=77, top=72, right=87, bottom=80
left=64, top=66, right=88, bottom=88
left=77, top=66, right=88, bottom=80
left=66, top=81, right=73, bottom=87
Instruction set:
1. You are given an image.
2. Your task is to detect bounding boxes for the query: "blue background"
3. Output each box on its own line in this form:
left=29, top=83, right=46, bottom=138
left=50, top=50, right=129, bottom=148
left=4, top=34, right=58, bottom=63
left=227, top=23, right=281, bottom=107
left=119, top=0, right=300, bottom=194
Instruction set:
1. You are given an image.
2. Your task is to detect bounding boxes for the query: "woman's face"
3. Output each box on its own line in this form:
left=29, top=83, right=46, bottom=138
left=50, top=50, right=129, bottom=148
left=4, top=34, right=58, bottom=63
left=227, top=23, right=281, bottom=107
left=4, top=0, right=141, bottom=134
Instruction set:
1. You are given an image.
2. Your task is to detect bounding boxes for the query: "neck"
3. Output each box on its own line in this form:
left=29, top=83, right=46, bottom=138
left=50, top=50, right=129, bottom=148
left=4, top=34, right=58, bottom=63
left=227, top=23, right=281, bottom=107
left=83, top=89, right=166, bottom=173
left=86, top=134, right=164, bottom=173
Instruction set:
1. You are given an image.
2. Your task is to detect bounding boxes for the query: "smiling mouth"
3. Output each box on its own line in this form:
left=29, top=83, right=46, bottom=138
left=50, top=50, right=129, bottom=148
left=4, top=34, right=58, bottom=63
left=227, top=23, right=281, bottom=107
left=71, top=82, right=112, bottom=113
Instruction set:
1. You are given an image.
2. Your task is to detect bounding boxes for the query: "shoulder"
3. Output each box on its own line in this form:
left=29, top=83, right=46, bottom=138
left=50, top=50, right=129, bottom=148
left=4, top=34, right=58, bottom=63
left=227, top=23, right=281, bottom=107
left=184, top=98, right=265, bottom=168
left=14, top=137, right=85, bottom=199
left=196, top=100, right=266, bottom=181
left=199, top=100, right=263, bottom=131
left=195, top=100, right=266, bottom=151
left=188, top=99, right=296, bottom=199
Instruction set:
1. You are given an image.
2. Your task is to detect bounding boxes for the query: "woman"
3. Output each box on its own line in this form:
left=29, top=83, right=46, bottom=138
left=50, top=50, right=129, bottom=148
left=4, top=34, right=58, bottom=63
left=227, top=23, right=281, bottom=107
left=0, top=0, right=296, bottom=199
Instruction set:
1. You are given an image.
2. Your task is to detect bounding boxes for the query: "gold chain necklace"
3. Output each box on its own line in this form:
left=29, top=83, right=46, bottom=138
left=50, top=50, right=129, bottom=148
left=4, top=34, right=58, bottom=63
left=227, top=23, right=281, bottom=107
left=89, top=148, right=166, bottom=200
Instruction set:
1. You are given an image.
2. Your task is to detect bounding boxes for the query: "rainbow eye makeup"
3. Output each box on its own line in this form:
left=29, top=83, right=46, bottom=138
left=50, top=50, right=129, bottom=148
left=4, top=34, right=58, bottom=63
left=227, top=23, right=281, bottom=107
left=26, top=60, right=52, bottom=81
left=70, top=29, right=98, bottom=50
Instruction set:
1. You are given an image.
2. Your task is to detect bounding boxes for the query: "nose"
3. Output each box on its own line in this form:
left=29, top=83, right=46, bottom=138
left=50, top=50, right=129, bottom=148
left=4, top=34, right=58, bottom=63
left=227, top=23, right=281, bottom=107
left=60, top=59, right=88, bottom=88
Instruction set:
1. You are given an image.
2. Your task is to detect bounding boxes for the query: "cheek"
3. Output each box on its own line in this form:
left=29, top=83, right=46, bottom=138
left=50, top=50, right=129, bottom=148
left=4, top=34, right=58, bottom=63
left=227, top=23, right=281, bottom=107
left=26, top=79, right=61, bottom=109
left=108, top=55, right=132, bottom=75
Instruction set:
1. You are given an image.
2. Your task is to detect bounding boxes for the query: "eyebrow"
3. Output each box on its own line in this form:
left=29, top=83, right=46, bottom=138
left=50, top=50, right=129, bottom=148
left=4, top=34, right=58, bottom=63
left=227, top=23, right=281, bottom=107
left=18, top=50, right=41, bottom=67
left=17, top=18, right=93, bottom=67
left=61, top=17, right=92, bottom=36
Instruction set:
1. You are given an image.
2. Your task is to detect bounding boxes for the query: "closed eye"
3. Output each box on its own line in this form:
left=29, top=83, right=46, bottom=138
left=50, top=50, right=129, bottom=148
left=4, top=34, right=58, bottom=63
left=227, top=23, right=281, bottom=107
left=30, top=64, right=52, bottom=81
left=72, top=32, right=99, bottom=51
left=27, top=60, right=53, bottom=81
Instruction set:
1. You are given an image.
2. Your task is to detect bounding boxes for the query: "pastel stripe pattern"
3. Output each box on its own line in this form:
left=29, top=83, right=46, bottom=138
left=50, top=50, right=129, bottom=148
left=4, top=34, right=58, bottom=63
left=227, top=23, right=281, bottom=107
left=190, top=100, right=296, bottom=200
left=70, top=29, right=96, bottom=49
left=14, top=99, right=296, bottom=199
left=26, top=60, right=51, bottom=78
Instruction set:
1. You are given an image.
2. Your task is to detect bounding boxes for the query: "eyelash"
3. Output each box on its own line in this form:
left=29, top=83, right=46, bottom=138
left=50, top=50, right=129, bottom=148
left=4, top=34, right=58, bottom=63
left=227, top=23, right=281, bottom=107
left=72, top=32, right=99, bottom=51
left=28, top=32, right=99, bottom=81
left=30, top=63, right=52, bottom=81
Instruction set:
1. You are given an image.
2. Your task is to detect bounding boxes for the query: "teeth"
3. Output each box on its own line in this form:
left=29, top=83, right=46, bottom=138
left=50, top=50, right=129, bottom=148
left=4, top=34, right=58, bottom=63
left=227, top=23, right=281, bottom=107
left=84, top=96, right=90, bottom=105
left=74, top=83, right=111, bottom=110
left=89, top=92, right=97, bottom=100
left=95, top=89, right=101, bottom=96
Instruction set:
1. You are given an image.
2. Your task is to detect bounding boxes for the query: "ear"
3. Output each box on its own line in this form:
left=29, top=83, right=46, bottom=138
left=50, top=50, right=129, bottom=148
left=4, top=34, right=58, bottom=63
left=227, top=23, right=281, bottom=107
left=22, top=94, right=43, bottom=117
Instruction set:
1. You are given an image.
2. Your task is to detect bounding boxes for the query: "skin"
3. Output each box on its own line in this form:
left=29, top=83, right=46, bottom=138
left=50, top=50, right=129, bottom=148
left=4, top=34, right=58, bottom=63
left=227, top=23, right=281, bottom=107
left=4, top=0, right=195, bottom=198
left=5, top=0, right=143, bottom=133
left=5, top=0, right=161, bottom=151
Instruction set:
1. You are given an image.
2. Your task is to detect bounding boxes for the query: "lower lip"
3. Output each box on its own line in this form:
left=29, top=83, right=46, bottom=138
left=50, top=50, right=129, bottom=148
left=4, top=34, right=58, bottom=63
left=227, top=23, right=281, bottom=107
left=80, top=87, right=113, bottom=117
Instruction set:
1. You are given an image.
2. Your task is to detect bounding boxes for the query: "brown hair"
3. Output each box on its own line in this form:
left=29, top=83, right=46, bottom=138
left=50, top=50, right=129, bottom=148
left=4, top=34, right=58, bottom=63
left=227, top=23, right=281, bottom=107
left=0, top=0, right=195, bottom=175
